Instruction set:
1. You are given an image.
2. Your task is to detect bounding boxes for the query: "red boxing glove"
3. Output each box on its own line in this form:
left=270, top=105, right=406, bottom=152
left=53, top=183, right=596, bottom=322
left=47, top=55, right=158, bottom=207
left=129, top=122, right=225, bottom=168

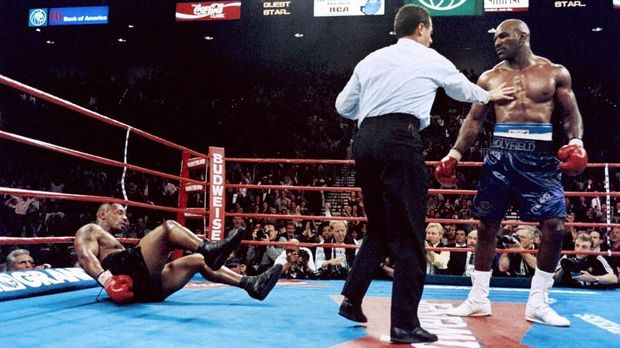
left=98, top=270, right=134, bottom=304
left=434, top=150, right=461, bottom=187
left=557, top=141, right=588, bottom=176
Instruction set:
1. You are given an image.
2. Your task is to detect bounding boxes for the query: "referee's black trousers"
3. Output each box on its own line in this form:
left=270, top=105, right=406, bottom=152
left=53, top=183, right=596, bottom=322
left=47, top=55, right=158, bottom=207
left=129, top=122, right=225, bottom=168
left=341, top=113, right=428, bottom=331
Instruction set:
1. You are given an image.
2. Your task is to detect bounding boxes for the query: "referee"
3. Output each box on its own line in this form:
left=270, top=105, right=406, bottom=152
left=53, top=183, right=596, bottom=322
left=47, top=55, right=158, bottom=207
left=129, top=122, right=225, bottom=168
left=334, top=5, right=514, bottom=344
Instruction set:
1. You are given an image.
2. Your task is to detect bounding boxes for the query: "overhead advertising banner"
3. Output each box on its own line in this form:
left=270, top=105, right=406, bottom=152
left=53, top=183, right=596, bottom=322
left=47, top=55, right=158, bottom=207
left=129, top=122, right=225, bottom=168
left=48, top=6, right=109, bottom=26
left=313, top=0, right=385, bottom=17
left=28, top=8, right=48, bottom=27
left=263, top=1, right=292, bottom=16
left=484, top=0, right=529, bottom=12
left=551, top=1, right=589, bottom=9
left=176, top=1, right=241, bottom=21
left=28, top=6, right=108, bottom=27
left=405, top=0, right=483, bottom=16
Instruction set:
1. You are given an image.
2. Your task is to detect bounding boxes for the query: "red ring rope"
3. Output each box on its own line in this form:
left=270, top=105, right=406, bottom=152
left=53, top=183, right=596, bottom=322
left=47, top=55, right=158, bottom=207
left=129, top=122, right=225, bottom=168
left=1, top=73, right=618, bottom=260
left=0, top=74, right=207, bottom=159
left=0, top=187, right=207, bottom=215
left=1, top=236, right=618, bottom=258
left=0, top=130, right=205, bottom=186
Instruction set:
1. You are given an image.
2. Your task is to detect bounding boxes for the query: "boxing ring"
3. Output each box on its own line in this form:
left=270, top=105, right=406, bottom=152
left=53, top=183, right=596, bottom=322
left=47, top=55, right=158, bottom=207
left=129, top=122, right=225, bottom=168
left=1, top=74, right=620, bottom=347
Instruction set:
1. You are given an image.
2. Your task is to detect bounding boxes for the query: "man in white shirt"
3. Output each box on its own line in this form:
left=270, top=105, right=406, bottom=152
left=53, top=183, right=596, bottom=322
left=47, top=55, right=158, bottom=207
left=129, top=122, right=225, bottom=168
left=275, top=239, right=316, bottom=279
left=315, top=221, right=356, bottom=278
left=425, top=223, right=450, bottom=274
left=335, top=4, right=514, bottom=344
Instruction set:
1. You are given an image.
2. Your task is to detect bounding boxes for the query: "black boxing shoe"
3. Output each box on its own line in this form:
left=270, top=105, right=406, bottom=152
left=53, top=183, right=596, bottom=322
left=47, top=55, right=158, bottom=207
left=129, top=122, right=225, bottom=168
left=243, top=264, right=283, bottom=301
left=390, top=327, right=438, bottom=344
left=338, top=298, right=368, bottom=323
left=198, top=229, right=245, bottom=271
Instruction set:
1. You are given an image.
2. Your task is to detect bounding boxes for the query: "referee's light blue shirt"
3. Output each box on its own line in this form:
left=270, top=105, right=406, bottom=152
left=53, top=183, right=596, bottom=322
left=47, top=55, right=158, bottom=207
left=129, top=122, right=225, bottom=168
left=335, top=38, right=490, bottom=130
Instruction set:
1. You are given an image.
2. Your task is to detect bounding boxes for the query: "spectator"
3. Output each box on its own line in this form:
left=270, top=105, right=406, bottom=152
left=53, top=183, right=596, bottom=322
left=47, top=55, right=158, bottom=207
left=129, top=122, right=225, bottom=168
left=50, top=177, right=65, bottom=193
left=44, top=204, right=66, bottom=236
left=607, top=226, right=620, bottom=275
left=574, top=196, right=588, bottom=222
left=225, top=257, right=247, bottom=276
left=229, top=215, right=249, bottom=260
left=425, top=223, right=450, bottom=275
left=612, top=202, right=620, bottom=223
left=437, top=201, right=455, bottom=219
left=448, top=227, right=467, bottom=248
left=283, top=221, right=299, bottom=240
left=447, top=228, right=470, bottom=276
left=317, top=221, right=332, bottom=243
left=228, top=216, right=246, bottom=236
left=442, top=224, right=457, bottom=246
left=323, top=202, right=333, bottom=217
left=6, top=248, right=36, bottom=271
left=4, top=195, right=36, bottom=236
left=275, top=239, right=316, bottom=279
left=590, top=230, right=604, bottom=252
left=554, top=233, right=617, bottom=288
left=496, top=225, right=537, bottom=277
left=246, top=221, right=286, bottom=274
left=274, top=190, right=291, bottom=213
left=298, top=220, right=320, bottom=256
left=463, top=230, right=478, bottom=277
left=315, top=220, right=355, bottom=279
left=562, top=212, right=578, bottom=251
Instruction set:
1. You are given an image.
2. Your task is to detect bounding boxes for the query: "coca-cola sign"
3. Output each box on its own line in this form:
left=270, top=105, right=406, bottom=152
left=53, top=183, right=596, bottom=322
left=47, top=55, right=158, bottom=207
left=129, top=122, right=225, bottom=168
left=176, top=1, right=241, bottom=21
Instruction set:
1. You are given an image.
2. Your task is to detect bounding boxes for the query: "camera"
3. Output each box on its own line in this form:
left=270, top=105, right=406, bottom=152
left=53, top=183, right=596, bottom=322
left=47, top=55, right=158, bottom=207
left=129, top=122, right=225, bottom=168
left=501, top=234, right=519, bottom=246
left=298, top=249, right=310, bottom=263
left=287, top=263, right=311, bottom=279
left=256, top=228, right=267, bottom=240
left=560, top=258, right=580, bottom=277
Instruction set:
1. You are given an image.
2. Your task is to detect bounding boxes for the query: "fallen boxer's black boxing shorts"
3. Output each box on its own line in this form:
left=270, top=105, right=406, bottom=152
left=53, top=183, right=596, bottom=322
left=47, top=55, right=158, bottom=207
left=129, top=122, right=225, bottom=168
left=101, top=246, right=165, bottom=302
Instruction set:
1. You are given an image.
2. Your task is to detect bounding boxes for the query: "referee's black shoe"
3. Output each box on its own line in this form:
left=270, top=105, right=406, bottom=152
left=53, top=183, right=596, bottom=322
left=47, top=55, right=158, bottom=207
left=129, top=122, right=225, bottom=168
left=390, top=327, right=438, bottom=344
left=338, top=298, right=367, bottom=323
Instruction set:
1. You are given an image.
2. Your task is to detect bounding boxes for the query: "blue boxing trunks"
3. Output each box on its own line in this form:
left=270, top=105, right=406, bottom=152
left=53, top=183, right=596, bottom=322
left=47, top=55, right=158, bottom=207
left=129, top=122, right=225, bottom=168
left=471, top=123, right=567, bottom=222
left=101, top=246, right=166, bottom=302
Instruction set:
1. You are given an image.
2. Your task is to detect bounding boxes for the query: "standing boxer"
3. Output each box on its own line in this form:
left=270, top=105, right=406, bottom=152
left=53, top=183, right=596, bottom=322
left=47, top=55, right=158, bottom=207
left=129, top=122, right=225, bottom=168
left=436, top=19, right=587, bottom=326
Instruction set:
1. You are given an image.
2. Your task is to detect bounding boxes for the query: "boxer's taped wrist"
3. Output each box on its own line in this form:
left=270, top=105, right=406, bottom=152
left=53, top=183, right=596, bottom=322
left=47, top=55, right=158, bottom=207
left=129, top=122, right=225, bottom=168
left=568, top=138, right=583, bottom=147
left=97, top=270, right=113, bottom=287
left=448, top=149, right=462, bottom=161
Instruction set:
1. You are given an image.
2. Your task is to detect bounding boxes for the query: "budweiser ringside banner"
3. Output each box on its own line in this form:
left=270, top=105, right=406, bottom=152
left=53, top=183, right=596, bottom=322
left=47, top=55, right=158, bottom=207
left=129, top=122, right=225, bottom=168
left=175, top=1, right=241, bottom=21
left=208, top=146, right=226, bottom=241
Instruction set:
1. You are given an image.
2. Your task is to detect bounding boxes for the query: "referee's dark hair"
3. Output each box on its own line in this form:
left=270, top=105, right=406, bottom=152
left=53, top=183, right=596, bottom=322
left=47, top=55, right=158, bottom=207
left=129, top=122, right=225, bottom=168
left=394, top=4, right=431, bottom=38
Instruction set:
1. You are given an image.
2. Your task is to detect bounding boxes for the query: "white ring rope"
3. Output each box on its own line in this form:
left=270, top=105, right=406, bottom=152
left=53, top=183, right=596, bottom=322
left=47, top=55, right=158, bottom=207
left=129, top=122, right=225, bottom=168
left=121, top=127, right=131, bottom=204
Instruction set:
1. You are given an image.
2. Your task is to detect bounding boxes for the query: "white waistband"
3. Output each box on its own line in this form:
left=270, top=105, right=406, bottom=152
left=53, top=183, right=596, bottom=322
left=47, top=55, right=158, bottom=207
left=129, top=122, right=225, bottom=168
left=493, top=123, right=552, bottom=141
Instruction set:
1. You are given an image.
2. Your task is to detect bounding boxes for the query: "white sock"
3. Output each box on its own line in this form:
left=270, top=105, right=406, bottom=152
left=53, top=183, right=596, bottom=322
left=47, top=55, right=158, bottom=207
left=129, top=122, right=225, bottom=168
left=528, top=268, right=553, bottom=307
left=470, top=270, right=491, bottom=302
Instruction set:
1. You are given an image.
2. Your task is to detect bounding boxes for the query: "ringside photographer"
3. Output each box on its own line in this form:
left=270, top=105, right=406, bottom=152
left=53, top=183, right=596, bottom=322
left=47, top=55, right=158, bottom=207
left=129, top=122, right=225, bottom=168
left=495, top=225, right=538, bottom=278
left=554, top=233, right=618, bottom=288
left=275, top=239, right=316, bottom=280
